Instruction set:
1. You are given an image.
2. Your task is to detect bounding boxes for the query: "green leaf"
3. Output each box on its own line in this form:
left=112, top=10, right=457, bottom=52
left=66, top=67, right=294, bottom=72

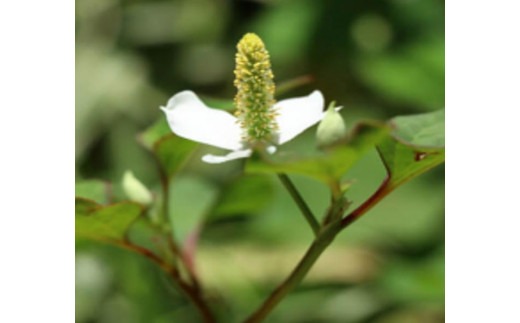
left=378, top=110, right=445, bottom=188
left=139, top=118, right=199, bottom=178
left=246, top=121, right=390, bottom=183
left=75, top=197, right=99, bottom=215
left=389, top=109, right=445, bottom=147
left=210, top=175, right=274, bottom=219
left=155, top=134, right=199, bottom=178
left=169, top=176, right=218, bottom=243
left=75, top=198, right=143, bottom=242
left=75, top=180, right=111, bottom=204
left=138, top=118, right=172, bottom=150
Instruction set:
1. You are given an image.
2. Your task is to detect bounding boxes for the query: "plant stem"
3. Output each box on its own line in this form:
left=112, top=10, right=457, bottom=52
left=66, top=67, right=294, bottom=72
left=277, top=173, right=320, bottom=236
left=159, top=168, right=203, bottom=293
left=243, top=223, right=341, bottom=323
left=243, top=176, right=395, bottom=323
left=170, top=233, right=203, bottom=292
left=340, top=176, right=392, bottom=229
left=119, top=241, right=216, bottom=323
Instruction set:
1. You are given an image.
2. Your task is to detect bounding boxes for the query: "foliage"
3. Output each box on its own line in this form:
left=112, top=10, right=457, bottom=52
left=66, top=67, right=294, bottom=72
left=380, top=109, right=445, bottom=189
left=75, top=199, right=143, bottom=242
left=76, top=0, right=444, bottom=322
left=76, top=106, right=444, bottom=322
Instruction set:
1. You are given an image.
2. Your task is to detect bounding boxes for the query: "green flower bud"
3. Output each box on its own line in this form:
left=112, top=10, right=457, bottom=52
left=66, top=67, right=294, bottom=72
left=122, top=171, right=153, bottom=205
left=316, top=102, right=347, bottom=148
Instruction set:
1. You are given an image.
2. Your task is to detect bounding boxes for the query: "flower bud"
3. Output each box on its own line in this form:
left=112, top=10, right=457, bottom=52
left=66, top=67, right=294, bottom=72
left=122, top=171, right=153, bottom=205
left=316, top=102, right=347, bottom=148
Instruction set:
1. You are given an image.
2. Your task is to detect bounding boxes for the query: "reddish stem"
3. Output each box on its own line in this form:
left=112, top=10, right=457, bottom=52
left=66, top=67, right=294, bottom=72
left=340, top=176, right=392, bottom=229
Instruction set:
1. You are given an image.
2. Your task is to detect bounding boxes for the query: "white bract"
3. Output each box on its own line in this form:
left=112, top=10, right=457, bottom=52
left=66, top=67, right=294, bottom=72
left=160, top=90, right=326, bottom=163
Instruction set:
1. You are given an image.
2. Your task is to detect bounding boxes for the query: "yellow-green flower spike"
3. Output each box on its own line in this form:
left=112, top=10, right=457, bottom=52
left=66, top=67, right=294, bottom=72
left=234, top=33, right=277, bottom=146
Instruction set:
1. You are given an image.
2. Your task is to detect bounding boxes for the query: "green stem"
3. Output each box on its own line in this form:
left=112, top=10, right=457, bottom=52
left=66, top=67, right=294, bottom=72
left=148, top=138, right=210, bottom=319
left=160, top=173, right=174, bottom=235
left=160, top=171, right=205, bottom=308
left=277, top=173, right=320, bottom=237
left=243, top=176, right=395, bottom=323
left=243, top=223, right=342, bottom=323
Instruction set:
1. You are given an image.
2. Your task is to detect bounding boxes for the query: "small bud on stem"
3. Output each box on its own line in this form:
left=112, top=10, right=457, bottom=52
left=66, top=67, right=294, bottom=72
left=316, top=101, right=347, bottom=148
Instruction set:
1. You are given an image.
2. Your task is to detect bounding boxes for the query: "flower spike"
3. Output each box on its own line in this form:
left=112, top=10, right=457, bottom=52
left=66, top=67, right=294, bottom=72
left=234, top=33, right=278, bottom=146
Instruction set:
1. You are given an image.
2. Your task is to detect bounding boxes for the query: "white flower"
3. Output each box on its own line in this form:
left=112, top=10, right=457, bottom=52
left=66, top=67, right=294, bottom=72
left=160, top=90, right=326, bottom=163
left=160, top=33, right=330, bottom=164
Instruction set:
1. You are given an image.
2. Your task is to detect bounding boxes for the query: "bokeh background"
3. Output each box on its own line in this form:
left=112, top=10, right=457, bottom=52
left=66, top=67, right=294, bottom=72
left=76, top=0, right=444, bottom=322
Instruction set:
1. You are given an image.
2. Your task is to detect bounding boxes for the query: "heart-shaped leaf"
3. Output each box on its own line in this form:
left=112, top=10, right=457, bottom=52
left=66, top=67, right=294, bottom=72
left=378, top=110, right=445, bottom=188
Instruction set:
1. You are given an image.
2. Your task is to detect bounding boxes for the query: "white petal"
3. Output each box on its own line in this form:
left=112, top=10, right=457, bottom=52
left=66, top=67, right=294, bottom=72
left=161, top=91, right=243, bottom=150
left=201, top=149, right=252, bottom=164
left=274, top=90, right=325, bottom=145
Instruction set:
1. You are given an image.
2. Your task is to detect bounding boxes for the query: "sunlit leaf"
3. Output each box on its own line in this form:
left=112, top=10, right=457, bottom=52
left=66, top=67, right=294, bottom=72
left=75, top=198, right=143, bottom=242
left=378, top=110, right=445, bottom=188
left=246, top=121, right=389, bottom=183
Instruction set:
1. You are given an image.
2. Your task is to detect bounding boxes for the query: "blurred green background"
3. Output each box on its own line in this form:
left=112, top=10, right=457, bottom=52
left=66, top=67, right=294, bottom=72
left=76, top=0, right=444, bottom=322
